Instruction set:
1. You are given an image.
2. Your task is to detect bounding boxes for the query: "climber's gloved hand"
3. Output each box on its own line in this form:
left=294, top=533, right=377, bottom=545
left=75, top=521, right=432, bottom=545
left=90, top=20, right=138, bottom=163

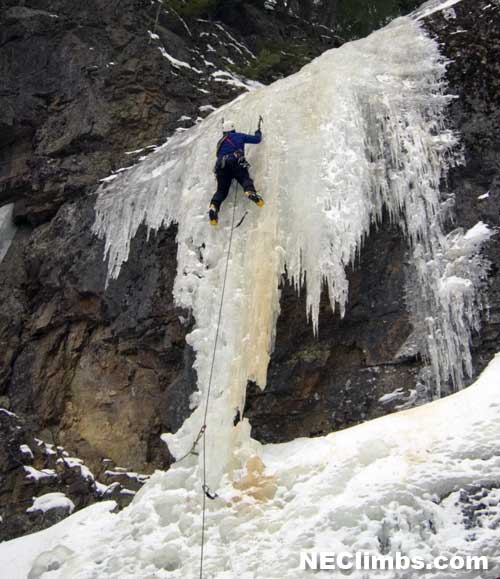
left=255, top=129, right=262, bottom=136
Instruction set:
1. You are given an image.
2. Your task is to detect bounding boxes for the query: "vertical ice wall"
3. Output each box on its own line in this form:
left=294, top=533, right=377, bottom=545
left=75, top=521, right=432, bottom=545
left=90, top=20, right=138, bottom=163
left=93, top=14, right=490, bottom=488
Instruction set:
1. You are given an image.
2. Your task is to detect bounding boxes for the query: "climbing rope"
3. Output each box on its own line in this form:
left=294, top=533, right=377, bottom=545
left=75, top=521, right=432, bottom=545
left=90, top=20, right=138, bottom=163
left=198, top=184, right=240, bottom=579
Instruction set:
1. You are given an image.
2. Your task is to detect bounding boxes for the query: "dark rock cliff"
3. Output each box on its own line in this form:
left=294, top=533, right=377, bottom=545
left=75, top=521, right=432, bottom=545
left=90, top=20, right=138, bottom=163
left=0, top=0, right=498, bottom=540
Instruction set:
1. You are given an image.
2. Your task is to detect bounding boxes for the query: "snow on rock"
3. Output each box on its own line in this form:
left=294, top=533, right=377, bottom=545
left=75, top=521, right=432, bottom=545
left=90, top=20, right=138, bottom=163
left=413, top=0, right=463, bottom=20
left=92, top=12, right=492, bottom=489
left=26, top=493, right=75, bottom=515
left=34, top=439, right=58, bottom=456
left=19, top=444, right=34, bottom=460
left=3, top=354, right=500, bottom=579
left=212, top=22, right=256, bottom=61
left=99, top=174, right=118, bottom=183
left=199, top=104, right=216, bottom=113
left=23, top=466, right=57, bottom=482
left=0, top=203, right=16, bottom=263
left=158, top=46, right=202, bottom=73
left=211, top=69, right=263, bottom=91
left=57, top=456, right=94, bottom=482
left=378, top=388, right=406, bottom=404
left=104, top=469, right=149, bottom=484
left=464, top=221, right=495, bottom=245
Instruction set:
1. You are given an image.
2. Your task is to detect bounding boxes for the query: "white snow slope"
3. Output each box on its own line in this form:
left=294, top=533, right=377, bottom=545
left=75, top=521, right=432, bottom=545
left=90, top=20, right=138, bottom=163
left=2, top=354, right=499, bottom=578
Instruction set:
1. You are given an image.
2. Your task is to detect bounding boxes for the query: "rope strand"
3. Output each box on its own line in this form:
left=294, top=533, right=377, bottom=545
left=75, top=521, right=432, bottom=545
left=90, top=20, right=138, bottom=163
left=199, top=184, right=240, bottom=579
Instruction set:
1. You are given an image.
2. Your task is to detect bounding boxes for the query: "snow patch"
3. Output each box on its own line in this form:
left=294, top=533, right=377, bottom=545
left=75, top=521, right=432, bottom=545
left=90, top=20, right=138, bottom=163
left=211, top=69, right=262, bottom=91
left=19, top=444, right=34, bottom=460
left=27, top=493, right=75, bottom=515
left=413, top=0, right=463, bottom=20
left=199, top=104, right=216, bottom=113
left=57, top=456, right=95, bottom=481
left=158, top=47, right=202, bottom=73
left=378, top=388, right=406, bottom=404
left=213, top=22, right=255, bottom=59
left=24, top=466, right=57, bottom=482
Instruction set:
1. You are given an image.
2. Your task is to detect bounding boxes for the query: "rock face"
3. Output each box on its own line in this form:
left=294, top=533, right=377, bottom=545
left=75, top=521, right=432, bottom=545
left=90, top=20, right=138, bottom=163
left=0, top=0, right=337, bottom=223
left=0, top=0, right=499, bottom=541
left=0, top=409, right=95, bottom=542
left=6, top=202, right=194, bottom=471
left=245, top=219, right=421, bottom=441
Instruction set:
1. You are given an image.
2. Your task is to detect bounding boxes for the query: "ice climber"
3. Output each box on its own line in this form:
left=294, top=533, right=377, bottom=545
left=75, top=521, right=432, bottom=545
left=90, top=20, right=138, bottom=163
left=209, top=120, right=264, bottom=225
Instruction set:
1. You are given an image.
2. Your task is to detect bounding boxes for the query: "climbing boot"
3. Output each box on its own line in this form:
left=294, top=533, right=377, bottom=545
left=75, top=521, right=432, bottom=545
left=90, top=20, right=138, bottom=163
left=209, top=204, right=219, bottom=225
left=245, top=191, right=264, bottom=207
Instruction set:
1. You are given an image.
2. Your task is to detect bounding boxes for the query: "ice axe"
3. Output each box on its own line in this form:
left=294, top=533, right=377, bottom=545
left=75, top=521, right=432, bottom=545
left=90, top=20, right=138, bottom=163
left=257, top=115, right=263, bottom=131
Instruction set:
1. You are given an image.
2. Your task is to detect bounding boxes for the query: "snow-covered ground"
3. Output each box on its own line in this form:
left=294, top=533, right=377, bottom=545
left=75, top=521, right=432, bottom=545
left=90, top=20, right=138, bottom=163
left=1, top=353, right=499, bottom=578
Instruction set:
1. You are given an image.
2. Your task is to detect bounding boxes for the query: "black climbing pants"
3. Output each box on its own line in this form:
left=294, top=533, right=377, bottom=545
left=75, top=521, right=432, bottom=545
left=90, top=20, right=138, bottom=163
left=211, top=157, right=256, bottom=209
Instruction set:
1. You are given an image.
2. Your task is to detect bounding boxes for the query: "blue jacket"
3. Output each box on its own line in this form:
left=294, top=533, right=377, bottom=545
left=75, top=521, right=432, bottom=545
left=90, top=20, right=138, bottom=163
left=216, top=130, right=262, bottom=159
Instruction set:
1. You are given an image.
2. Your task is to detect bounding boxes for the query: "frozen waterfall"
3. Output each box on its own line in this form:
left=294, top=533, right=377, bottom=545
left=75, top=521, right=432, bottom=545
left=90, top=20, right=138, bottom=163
left=3, top=3, right=500, bottom=579
left=92, top=12, right=491, bottom=490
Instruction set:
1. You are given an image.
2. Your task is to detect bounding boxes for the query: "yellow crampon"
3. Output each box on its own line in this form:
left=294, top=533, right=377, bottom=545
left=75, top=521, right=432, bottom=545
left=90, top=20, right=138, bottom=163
left=245, top=191, right=264, bottom=207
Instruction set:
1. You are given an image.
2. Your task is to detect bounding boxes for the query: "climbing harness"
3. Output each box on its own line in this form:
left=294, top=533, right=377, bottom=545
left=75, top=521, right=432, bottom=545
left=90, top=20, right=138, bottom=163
left=215, top=133, right=246, bottom=172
